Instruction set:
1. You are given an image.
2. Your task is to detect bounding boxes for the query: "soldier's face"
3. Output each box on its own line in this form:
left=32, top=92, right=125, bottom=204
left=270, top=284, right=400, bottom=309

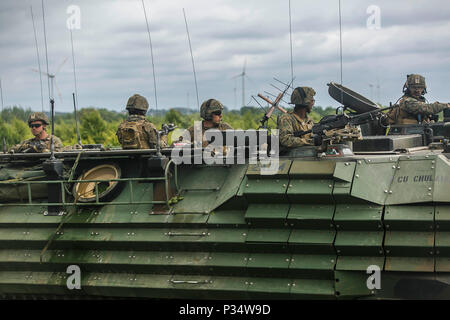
left=211, top=112, right=222, bottom=125
left=307, top=99, right=315, bottom=113
left=410, top=86, right=424, bottom=98
left=30, top=121, right=45, bottom=136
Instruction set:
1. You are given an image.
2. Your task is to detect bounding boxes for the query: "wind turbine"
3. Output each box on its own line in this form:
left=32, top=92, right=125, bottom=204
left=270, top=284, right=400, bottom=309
left=232, top=58, right=247, bottom=108
left=32, top=57, right=67, bottom=103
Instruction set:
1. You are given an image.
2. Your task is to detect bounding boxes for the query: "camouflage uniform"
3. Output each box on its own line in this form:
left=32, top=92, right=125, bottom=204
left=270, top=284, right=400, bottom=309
left=183, top=99, right=233, bottom=147
left=186, top=121, right=233, bottom=147
left=278, top=112, right=314, bottom=148
left=278, top=86, right=316, bottom=149
left=386, top=74, right=449, bottom=125
left=10, top=112, right=63, bottom=153
left=10, top=135, right=63, bottom=153
left=387, top=95, right=448, bottom=125
left=116, top=114, right=159, bottom=149
left=116, top=94, right=167, bottom=149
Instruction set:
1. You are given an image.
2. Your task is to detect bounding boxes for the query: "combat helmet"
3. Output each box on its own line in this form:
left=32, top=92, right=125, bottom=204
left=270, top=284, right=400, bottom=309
left=200, top=99, right=224, bottom=120
left=290, top=87, right=316, bottom=106
left=27, top=112, right=49, bottom=125
left=403, top=74, right=427, bottom=94
left=126, top=94, right=149, bottom=112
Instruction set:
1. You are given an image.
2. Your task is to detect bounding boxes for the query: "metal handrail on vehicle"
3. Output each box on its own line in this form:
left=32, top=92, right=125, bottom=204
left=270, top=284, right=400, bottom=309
left=0, top=163, right=179, bottom=207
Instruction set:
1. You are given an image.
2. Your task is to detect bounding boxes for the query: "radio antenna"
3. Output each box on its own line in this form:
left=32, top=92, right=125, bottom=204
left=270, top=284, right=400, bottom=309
left=288, top=0, right=294, bottom=85
left=141, top=0, right=158, bottom=112
left=41, top=0, right=51, bottom=105
left=182, top=8, right=200, bottom=111
left=338, top=0, right=344, bottom=105
left=69, top=28, right=80, bottom=118
left=31, top=6, right=44, bottom=112
left=73, top=93, right=82, bottom=146
left=41, top=0, right=55, bottom=160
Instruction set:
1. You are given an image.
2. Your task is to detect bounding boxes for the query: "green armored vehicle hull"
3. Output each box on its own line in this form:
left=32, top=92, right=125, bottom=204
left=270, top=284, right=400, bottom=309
left=0, top=132, right=449, bottom=299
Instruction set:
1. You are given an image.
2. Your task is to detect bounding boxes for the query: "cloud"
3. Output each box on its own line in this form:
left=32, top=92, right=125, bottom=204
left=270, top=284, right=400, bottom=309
left=0, top=0, right=449, bottom=114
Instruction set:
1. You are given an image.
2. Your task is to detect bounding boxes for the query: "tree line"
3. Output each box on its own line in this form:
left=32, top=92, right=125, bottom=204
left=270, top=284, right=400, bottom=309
left=0, top=105, right=336, bottom=148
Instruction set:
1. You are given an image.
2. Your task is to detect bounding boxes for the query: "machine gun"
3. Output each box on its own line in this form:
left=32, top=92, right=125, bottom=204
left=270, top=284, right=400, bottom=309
left=155, top=123, right=176, bottom=157
left=293, top=105, right=397, bottom=145
left=160, top=123, right=176, bottom=137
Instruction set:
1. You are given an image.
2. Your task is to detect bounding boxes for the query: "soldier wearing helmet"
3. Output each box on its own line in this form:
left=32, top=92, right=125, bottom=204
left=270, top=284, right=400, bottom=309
left=386, top=74, right=450, bottom=125
left=116, top=94, right=166, bottom=149
left=183, top=99, right=233, bottom=147
left=277, top=87, right=316, bottom=149
left=9, top=112, right=63, bottom=153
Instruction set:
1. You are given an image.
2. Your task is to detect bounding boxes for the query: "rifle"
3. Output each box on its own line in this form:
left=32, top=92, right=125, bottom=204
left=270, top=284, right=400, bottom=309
left=293, top=105, right=397, bottom=140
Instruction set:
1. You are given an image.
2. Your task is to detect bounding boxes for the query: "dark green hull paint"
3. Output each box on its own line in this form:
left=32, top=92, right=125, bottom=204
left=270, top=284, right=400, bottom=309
left=0, top=151, right=449, bottom=299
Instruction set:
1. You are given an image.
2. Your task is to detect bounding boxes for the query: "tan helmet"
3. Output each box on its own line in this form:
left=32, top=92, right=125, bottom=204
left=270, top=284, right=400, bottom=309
left=27, top=112, right=49, bottom=125
left=403, top=74, right=427, bottom=94
left=126, top=94, right=149, bottom=112
left=200, top=99, right=224, bottom=120
left=290, top=87, right=316, bottom=105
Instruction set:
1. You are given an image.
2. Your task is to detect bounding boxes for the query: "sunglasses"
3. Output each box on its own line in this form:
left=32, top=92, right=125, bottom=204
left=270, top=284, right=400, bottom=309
left=29, top=123, right=42, bottom=129
left=211, top=111, right=222, bottom=116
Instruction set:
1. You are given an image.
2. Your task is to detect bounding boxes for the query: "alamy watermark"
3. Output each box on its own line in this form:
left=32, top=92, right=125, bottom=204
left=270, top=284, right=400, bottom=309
left=366, top=5, right=381, bottom=30
left=66, top=264, right=81, bottom=290
left=171, top=122, right=280, bottom=174
left=366, top=265, right=381, bottom=290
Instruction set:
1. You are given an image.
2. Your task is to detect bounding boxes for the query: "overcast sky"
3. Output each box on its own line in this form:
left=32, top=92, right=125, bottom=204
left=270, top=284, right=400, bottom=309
left=1, top=0, right=450, bottom=113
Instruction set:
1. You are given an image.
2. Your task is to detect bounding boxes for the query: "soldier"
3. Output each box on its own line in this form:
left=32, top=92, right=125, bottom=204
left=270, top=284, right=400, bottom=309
left=386, top=74, right=450, bottom=125
left=183, top=99, right=233, bottom=147
left=116, top=94, right=165, bottom=149
left=277, top=87, right=316, bottom=149
left=10, top=112, right=63, bottom=153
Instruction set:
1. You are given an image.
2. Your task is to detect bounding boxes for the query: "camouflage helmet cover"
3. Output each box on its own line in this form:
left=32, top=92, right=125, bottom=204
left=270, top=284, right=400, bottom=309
left=200, top=99, right=224, bottom=120
left=404, top=74, right=427, bottom=93
left=126, top=94, right=149, bottom=112
left=28, top=112, right=49, bottom=125
left=290, top=87, right=316, bottom=105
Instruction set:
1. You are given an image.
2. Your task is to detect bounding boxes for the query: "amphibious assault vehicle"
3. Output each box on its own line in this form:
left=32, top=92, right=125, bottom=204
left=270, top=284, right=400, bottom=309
left=0, top=85, right=449, bottom=300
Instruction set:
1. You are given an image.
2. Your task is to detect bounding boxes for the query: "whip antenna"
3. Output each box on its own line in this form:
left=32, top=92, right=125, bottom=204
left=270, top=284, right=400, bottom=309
left=41, top=0, right=52, bottom=105
left=338, top=0, right=344, bottom=105
left=41, top=0, right=55, bottom=160
left=141, top=0, right=158, bottom=112
left=73, top=93, right=82, bottom=146
left=183, top=8, right=200, bottom=111
left=31, top=6, right=44, bottom=112
left=289, top=0, right=294, bottom=85
left=69, top=28, right=79, bottom=118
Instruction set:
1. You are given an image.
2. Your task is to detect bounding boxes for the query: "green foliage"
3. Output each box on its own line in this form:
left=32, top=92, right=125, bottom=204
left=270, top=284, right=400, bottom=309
left=0, top=117, right=31, bottom=147
left=1, top=106, right=33, bottom=123
left=79, top=108, right=120, bottom=146
left=0, top=105, right=338, bottom=150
